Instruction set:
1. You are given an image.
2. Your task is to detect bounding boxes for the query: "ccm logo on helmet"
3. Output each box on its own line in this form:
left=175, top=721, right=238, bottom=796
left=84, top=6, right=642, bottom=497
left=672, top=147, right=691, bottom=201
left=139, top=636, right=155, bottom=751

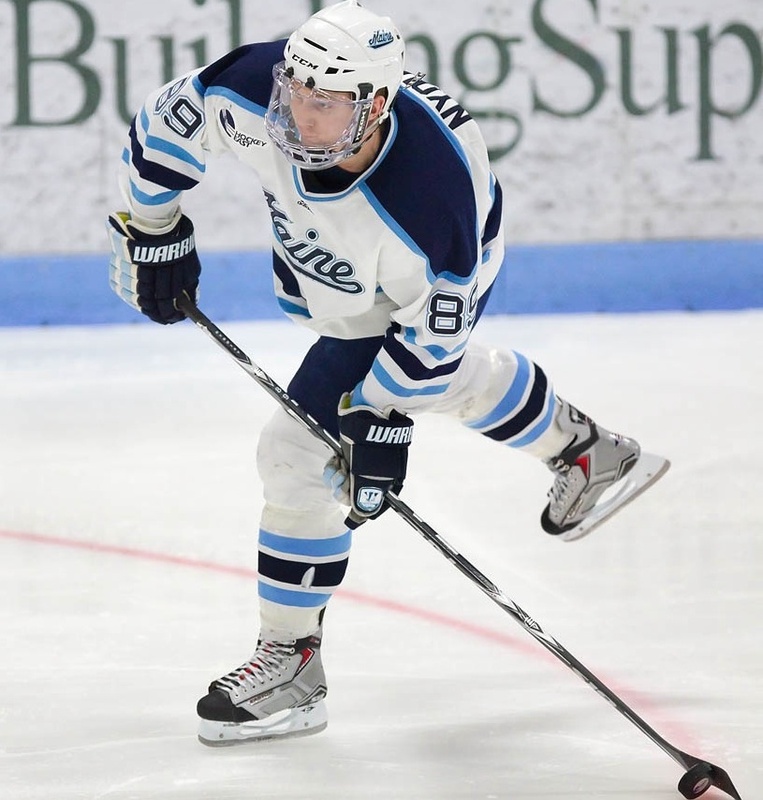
left=291, top=53, right=319, bottom=70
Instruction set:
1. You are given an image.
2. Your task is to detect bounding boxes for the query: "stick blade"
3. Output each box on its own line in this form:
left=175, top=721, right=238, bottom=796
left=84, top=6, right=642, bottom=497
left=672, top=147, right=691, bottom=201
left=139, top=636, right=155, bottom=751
left=709, top=764, right=743, bottom=800
left=678, top=759, right=743, bottom=800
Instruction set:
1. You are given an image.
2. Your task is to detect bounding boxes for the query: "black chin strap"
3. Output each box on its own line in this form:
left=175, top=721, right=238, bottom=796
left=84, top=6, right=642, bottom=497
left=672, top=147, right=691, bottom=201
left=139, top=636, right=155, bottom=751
left=351, top=82, right=375, bottom=148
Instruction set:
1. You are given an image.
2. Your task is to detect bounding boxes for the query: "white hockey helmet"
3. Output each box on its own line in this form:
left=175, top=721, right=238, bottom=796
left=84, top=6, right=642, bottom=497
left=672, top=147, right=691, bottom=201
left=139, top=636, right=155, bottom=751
left=265, top=0, right=405, bottom=170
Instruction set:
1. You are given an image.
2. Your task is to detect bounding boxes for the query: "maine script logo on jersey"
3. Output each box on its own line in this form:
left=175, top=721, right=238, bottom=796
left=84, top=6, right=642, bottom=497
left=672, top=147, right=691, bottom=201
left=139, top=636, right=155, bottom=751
left=264, top=190, right=363, bottom=295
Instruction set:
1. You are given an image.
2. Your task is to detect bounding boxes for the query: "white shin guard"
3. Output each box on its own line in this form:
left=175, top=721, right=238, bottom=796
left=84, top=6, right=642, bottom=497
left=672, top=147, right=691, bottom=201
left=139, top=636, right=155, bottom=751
left=256, top=408, right=349, bottom=638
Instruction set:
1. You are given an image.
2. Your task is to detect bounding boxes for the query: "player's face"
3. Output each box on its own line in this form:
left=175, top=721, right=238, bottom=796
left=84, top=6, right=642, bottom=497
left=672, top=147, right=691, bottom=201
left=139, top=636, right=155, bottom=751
left=265, top=62, right=377, bottom=170
left=288, top=82, right=357, bottom=148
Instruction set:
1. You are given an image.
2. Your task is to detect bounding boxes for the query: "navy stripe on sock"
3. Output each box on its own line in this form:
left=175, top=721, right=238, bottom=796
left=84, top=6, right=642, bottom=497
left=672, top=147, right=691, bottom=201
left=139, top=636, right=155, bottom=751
left=481, top=365, right=549, bottom=442
left=258, top=552, right=349, bottom=589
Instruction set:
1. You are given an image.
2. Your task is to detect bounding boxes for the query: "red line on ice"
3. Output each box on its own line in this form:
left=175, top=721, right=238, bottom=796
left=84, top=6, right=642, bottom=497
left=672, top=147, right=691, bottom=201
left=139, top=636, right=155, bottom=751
left=1, top=527, right=701, bottom=753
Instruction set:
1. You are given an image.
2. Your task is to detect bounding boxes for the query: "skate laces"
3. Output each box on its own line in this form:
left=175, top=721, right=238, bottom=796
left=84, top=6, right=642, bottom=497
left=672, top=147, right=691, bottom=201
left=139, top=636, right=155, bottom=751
left=548, top=469, right=574, bottom=508
left=218, top=640, right=296, bottom=691
left=546, top=451, right=586, bottom=510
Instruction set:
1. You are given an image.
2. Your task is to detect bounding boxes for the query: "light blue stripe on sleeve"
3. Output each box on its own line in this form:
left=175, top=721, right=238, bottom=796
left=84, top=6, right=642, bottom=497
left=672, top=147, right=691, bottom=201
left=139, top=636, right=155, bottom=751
left=205, top=85, right=268, bottom=117
left=370, top=359, right=449, bottom=398
left=401, top=327, right=467, bottom=361
left=139, top=109, right=206, bottom=173
left=350, top=384, right=371, bottom=407
left=128, top=180, right=181, bottom=206
left=277, top=297, right=311, bottom=318
left=192, top=74, right=206, bottom=96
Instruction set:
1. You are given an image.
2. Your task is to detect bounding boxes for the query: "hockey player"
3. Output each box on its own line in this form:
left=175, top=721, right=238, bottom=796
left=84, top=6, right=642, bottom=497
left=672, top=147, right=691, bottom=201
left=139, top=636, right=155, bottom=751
left=107, top=0, right=668, bottom=746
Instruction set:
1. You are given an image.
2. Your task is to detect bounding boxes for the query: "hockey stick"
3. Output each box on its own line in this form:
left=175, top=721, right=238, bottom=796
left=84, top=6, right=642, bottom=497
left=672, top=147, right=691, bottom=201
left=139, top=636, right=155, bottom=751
left=177, top=295, right=742, bottom=800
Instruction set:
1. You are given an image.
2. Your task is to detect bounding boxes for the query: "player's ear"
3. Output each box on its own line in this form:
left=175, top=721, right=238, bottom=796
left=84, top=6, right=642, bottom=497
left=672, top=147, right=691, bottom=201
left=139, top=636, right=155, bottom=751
left=371, top=90, right=387, bottom=120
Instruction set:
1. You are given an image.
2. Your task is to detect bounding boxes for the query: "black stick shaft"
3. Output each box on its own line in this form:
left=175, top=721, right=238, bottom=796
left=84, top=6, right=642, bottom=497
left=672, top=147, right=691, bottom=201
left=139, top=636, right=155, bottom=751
left=177, top=296, right=741, bottom=800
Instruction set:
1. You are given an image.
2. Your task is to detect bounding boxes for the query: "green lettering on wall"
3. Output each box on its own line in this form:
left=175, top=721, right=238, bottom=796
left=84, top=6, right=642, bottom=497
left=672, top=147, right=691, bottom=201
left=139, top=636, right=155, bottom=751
left=11, top=0, right=100, bottom=126
left=616, top=27, right=685, bottom=115
left=531, top=0, right=605, bottom=117
left=186, top=38, right=209, bottom=69
left=111, top=38, right=131, bottom=124
left=451, top=32, right=523, bottom=162
left=110, top=37, right=184, bottom=124
left=158, top=37, right=178, bottom=85
left=470, top=108, right=523, bottom=161
left=405, top=34, right=440, bottom=86
left=693, top=23, right=763, bottom=161
left=453, top=32, right=520, bottom=91
left=192, top=0, right=243, bottom=51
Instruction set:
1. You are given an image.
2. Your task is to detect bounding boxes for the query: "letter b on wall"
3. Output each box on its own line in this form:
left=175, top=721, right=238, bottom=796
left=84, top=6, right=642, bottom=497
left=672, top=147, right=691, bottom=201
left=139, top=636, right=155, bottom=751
left=11, top=0, right=100, bottom=126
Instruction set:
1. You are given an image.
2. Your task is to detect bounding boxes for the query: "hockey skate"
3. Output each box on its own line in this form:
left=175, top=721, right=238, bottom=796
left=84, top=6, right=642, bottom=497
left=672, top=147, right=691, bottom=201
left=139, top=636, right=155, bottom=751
left=196, top=631, right=328, bottom=746
left=541, top=401, right=670, bottom=542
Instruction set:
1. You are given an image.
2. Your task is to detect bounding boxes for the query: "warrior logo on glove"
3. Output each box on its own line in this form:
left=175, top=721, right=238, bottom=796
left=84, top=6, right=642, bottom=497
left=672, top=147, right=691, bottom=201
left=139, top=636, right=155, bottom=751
left=324, top=392, right=414, bottom=527
left=365, top=424, right=413, bottom=444
left=356, top=486, right=386, bottom=514
left=131, top=234, right=196, bottom=265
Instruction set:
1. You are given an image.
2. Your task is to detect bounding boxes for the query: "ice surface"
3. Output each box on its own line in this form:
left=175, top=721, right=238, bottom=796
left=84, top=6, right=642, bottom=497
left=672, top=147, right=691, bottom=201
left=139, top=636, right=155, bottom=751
left=1, top=311, right=760, bottom=799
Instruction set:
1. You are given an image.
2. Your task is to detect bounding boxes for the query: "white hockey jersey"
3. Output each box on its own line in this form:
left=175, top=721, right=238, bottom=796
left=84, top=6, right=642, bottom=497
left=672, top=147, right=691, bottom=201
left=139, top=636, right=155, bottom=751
left=120, top=40, right=505, bottom=414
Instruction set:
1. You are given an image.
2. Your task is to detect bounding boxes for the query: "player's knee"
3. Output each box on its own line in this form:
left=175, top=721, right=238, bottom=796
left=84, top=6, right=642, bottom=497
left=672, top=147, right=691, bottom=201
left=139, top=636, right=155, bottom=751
left=260, top=502, right=347, bottom=539
left=447, top=344, right=522, bottom=423
left=257, top=408, right=336, bottom=511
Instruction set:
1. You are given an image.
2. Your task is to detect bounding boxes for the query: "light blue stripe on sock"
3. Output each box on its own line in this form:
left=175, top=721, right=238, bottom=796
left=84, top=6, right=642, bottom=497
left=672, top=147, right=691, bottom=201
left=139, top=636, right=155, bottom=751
left=506, top=393, right=557, bottom=448
left=258, top=582, right=332, bottom=608
left=259, top=529, right=352, bottom=558
left=466, top=351, right=531, bottom=431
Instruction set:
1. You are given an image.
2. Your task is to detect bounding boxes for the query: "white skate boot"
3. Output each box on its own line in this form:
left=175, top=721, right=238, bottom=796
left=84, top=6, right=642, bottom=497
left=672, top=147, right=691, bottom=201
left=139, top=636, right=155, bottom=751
left=197, top=630, right=328, bottom=746
left=541, top=400, right=670, bottom=541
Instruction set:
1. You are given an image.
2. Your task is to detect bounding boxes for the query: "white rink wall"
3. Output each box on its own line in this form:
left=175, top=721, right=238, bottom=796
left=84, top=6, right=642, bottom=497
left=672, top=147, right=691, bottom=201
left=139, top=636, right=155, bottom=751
left=1, top=0, right=762, bottom=257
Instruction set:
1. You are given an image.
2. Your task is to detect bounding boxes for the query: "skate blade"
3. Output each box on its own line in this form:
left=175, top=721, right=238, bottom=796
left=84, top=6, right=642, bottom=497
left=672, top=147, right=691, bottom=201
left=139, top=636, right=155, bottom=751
left=557, top=452, right=671, bottom=543
left=197, top=701, right=328, bottom=747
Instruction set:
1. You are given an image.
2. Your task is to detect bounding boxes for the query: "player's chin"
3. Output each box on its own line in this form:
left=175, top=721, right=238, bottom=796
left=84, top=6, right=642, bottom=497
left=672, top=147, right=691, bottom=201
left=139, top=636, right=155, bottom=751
left=301, top=137, right=331, bottom=148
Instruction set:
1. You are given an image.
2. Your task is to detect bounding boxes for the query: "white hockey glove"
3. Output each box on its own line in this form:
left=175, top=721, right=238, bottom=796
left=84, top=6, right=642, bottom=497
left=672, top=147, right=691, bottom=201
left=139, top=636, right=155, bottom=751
left=324, top=393, right=413, bottom=529
left=107, top=211, right=201, bottom=324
